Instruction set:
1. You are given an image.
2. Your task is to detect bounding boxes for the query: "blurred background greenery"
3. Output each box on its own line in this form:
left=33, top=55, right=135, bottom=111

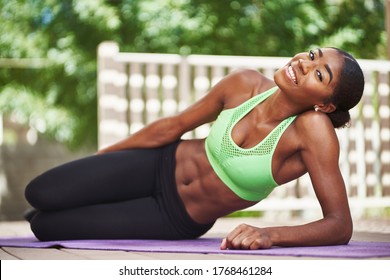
left=0, top=0, right=386, bottom=150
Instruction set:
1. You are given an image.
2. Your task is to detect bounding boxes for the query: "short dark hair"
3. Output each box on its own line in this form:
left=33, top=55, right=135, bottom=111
left=326, top=48, right=365, bottom=128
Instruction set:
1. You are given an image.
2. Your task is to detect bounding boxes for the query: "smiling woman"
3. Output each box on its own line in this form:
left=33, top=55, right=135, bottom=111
left=275, top=47, right=364, bottom=128
left=24, top=47, right=364, bottom=250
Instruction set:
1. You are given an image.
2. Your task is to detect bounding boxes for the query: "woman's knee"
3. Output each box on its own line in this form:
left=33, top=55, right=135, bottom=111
left=29, top=212, right=54, bottom=241
left=24, top=175, right=56, bottom=210
left=25, top=176, right=41, bottom=208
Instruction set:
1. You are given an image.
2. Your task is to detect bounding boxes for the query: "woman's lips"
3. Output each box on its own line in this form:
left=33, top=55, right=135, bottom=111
left=287, top=65, right=297, bottom=84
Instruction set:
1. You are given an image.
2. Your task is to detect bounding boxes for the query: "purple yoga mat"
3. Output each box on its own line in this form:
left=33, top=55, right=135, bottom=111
left=1, top=237, right=389, bottom=258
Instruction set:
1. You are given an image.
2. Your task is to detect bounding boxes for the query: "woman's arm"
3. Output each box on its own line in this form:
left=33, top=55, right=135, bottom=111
left=98, top=69, right=270, bottom=153
left=221, top=112, right=353, bottom=249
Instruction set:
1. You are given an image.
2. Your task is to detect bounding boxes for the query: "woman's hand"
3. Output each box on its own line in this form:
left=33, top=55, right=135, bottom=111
left=220, top=224, right=273, bottom=250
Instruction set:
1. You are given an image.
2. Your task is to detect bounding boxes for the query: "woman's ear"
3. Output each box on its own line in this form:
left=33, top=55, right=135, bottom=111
left=314, top=103, right=336, bottom=113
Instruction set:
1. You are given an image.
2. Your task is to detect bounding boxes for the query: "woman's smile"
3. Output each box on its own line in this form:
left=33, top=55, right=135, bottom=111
left=287, top=65, right=297, bottom=84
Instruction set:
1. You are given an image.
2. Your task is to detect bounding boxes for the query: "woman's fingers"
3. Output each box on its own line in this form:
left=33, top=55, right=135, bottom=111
left=221, top=224, right=272, bottom=250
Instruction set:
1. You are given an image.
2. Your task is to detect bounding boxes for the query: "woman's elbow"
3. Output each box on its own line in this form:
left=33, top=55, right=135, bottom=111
left=335, top=216, right=353, bottom=245
left=152, top=117, right=184, bottom=144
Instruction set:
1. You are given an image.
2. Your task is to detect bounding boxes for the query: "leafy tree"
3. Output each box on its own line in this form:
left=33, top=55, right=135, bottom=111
left=0, top=0, right=386, bottom=149
left=321, top=0, right=386, bottom=58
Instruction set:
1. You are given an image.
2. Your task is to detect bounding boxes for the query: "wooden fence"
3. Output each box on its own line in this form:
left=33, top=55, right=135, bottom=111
left=97, top=41, right=390, bottom=218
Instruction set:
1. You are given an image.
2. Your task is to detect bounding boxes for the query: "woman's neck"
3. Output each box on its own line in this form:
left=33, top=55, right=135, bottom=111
left=260, top=88, right=310, bottom=123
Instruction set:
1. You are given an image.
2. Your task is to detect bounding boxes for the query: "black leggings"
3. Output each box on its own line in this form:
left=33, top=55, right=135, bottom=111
left=25, top=141, right=214, bottom=241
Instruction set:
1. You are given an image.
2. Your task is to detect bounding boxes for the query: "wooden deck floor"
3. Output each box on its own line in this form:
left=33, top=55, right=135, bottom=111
left=1, top=218, right=390, bottom=260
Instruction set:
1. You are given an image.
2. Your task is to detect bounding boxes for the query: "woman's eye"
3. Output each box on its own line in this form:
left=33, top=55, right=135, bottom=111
left=309, top=50, right=322, bottom=82
left=309, top=50, right=315, bottom=60
left=317, top=70, right=323, bottom=82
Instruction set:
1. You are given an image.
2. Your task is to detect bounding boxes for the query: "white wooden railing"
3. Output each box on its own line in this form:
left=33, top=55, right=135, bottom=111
left=97, top=41, right=390, bottom=218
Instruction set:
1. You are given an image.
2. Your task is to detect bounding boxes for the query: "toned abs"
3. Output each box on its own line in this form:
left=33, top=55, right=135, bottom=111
left=175, top=124, right=307, bottom=225
left=175, top=139, right=257, bottom=224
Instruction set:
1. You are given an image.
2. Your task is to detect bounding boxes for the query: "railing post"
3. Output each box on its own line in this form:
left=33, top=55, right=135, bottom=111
left=178, top=56, right=192, bottom=139
left=97, top=42, right=129, bottom=149
left=145, top=63, right=160, bottom=123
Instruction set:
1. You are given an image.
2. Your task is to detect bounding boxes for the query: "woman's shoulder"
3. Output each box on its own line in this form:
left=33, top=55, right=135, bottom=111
left=225, top=68, right=274, bottom=89
left=295, top=111, right=335, bottom=131
left=294, top=111, right=339, bottom=146
left=229, top=68, right=263, bottom=78
left=220, top=69, right=275, bottom=106
left=224, top=68, right=274, bottom=87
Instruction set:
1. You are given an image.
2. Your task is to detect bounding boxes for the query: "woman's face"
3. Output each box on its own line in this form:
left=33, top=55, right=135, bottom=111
left=274, top=48, right=344, bottom=109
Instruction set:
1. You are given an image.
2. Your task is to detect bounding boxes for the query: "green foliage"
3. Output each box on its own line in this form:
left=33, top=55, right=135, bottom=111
left=0, top=0, right=386, bottom=149
left=321, top=0, right=386, bottom=58
left=0, top=84, right=76, bottom=143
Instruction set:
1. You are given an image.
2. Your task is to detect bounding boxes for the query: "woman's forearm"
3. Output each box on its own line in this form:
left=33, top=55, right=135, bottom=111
left=97, top=117, right=182, bottom=153
left=268, top=217, right=352, bottom=247
left=221, top=216, right=352, bottom=250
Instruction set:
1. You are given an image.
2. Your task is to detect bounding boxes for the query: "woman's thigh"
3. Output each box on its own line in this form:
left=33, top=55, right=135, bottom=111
left=25, top=148, right=161, bottom=210
left=30, top=197, right=170, bottom=240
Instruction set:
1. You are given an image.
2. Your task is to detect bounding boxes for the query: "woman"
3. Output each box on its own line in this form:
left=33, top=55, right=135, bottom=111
left=25, top=47, right=364, bottom=250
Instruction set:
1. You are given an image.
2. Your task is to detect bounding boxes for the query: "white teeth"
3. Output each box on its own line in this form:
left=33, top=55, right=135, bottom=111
left=288, top=66, right=297, bottom=84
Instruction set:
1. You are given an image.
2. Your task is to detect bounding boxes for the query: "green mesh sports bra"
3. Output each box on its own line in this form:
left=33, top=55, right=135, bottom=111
left=205, top=86, right=296, bottom=201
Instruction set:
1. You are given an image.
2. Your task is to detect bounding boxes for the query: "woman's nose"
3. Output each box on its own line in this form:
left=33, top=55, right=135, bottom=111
left=298, top=59, right=313, bottom=75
